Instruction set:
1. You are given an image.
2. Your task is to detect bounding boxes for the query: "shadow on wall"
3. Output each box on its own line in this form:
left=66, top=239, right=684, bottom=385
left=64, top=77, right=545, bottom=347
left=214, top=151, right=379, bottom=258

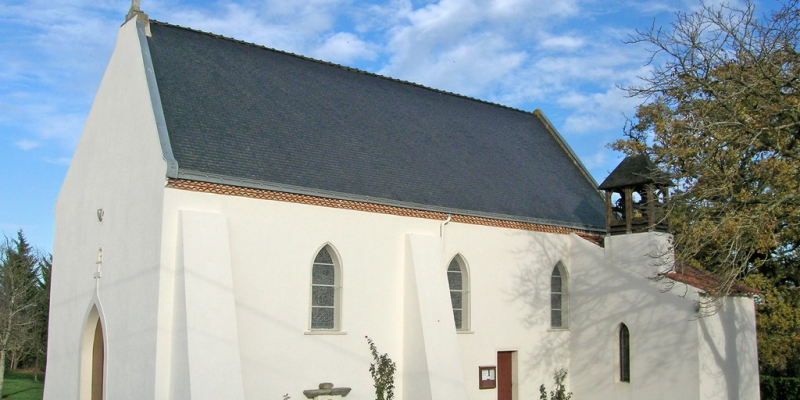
left=502, top=229, right=572, bottom=397
left=502, top=228, right=731, bottom=399
left=698, top=297, right=758, bottom=400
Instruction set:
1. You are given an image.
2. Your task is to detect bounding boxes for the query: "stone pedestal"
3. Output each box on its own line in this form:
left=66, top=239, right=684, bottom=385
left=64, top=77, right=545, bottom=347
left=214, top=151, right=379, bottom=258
left=303, top=382, right=351, bottom=400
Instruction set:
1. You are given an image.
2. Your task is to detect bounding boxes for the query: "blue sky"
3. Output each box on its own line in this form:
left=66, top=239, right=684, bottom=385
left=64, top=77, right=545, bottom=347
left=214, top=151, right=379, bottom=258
left=0, top=0, right=778, bottom=252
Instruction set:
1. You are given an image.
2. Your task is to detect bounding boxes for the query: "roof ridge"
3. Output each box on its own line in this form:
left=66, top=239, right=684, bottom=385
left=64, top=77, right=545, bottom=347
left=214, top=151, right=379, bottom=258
left=148, top=19, right=535, bottom=117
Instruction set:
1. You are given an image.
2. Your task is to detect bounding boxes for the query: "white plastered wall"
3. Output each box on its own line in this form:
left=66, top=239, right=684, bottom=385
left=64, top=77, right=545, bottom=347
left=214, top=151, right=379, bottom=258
left=46, top=18, right=168, bottom=400
left=569, top=233, right=702, bottom=400
left=166, top=210, right=245, bottom=400
left=448, top=222, right=572, bottom=400
left=570, top=233, right=759, bottom=400
left=403, top=234, right=468, bottom=400
left=158, top=187, right=575, bottom=400
left=160, top=188, right=760, bottom=400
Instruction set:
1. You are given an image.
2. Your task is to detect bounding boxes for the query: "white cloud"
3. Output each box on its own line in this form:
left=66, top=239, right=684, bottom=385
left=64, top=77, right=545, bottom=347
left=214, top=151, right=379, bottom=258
left=32, top=113, right=86, bottom=150
left=624, top=0, right=680, bottom=14
left=312, top=32, right=378, bottom=64
left=354, top=0, right=413, bottom=33
left=580, top=149, right=608, bottom=170
left=385, top=0, right=482, bottom=55
left=15, top=140, right=40, bottom=151
left=155, top=0, right=353, bottom=56
left=0, top=1, right=122, bottom=165
left=683, top=0, right=745, bottom=12
left=488, top=0, right=580, bottom=21
left=558, top=87, right=642, bottom=135
left=383, top=32, right=527, bottom=96
left=163, top=4, right=311, bottom=53
left=0, top=95, right=87, bottom=152
left=376, top=0, right=555, bottom=96
left=43, top=157, right=72, bottom=166
left=537, top=34, right=585, bottom=52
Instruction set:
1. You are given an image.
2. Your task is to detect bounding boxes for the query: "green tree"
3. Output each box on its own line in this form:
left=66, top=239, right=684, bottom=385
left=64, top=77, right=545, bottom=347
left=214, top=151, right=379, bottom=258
left=32, top=254, right=51, bottom=381
left=615, top=0, right=800, bottom=375
left=747, top=274, right=800, bottom=376
left=0, top=231, right=45, bottom=393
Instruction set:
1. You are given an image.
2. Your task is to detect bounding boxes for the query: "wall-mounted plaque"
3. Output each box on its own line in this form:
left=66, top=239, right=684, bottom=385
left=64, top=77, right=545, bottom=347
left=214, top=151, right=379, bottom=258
left=479, top=366, right=496, bottom=389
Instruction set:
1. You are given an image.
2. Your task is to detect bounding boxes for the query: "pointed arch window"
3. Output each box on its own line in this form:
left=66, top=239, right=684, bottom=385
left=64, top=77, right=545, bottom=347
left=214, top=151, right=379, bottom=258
left=447, top=256, right=470, bottom=331
left=619, top=323, right=631, bottom=382
left=551, top=263, right=568, bottom=328
left=310, top=245, right=341, bottom=330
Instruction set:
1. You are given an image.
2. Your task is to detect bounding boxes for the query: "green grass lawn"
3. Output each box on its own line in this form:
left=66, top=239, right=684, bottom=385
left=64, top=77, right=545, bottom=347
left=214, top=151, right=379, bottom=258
left=2, top=371, right=44, bottom=400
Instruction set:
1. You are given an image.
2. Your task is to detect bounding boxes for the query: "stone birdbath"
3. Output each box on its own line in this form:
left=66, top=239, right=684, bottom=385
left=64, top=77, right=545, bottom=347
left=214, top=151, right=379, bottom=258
left=302, top=382, right=352, bottom=400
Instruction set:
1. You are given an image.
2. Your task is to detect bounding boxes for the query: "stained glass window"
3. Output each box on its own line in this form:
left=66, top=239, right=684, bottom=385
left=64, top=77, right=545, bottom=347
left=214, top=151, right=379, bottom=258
left=551, top=266, right=562, bottom=327
left=311, top=246, right=339, bottom=330
left=448, top=256, right=469, bottom=330
left=551, top=263, right=568, bottom=328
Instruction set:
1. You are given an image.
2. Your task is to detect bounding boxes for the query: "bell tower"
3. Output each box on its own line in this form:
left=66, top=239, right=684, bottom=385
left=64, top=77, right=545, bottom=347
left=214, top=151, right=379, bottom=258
left=598, top=154, right=673, bottom=235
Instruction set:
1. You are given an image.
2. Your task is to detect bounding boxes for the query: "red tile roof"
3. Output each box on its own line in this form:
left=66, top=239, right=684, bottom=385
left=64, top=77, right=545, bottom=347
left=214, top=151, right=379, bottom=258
left=576, top=233, right=605, bottom=247
left=665, top=264, right=758, bottom=296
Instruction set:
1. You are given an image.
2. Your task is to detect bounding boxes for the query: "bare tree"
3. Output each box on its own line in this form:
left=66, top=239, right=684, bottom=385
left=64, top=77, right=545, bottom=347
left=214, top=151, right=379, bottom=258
left=0, top=231, right=43, bottom=394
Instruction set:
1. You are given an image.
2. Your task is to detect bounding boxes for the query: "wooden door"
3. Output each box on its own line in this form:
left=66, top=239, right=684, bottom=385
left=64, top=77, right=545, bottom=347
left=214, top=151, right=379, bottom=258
left=92, top=319, right=104, bottom=400
left=497, top=351, right=514, bottom=400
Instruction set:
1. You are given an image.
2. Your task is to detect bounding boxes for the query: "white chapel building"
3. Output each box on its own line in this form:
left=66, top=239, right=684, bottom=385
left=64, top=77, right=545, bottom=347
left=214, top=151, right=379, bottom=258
left=45, top=6, right=760, bottom=400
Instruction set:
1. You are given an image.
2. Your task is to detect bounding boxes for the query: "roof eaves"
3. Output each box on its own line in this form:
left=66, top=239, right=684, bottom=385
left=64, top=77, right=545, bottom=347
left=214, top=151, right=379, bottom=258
left=137, top=19, right=178, bottom=178
left=176, top=169, right=606, bottom=233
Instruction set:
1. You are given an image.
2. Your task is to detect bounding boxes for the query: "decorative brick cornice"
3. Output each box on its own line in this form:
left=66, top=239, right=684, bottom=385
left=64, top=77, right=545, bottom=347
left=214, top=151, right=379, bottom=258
left=167, top=178, right=604, bottom=240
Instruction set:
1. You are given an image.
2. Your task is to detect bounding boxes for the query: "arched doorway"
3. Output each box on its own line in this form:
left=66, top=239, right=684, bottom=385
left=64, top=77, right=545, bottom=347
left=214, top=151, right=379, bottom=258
left=80, top=305, right=104, bottom=400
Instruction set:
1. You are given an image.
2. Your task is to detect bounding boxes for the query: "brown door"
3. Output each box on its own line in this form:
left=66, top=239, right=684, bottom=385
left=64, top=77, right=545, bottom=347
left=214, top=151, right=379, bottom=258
left=497, top=351, right=514, bottom=400
left=92, top=320, right=104, bottom=400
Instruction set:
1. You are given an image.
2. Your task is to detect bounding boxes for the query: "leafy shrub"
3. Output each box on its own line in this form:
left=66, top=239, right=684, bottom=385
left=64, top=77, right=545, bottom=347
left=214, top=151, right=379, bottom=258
left=539, top=368, right=572, bottom=400
left=761, top=376, right=800, bottom=400
left=366, top=336, right=396, bottom=400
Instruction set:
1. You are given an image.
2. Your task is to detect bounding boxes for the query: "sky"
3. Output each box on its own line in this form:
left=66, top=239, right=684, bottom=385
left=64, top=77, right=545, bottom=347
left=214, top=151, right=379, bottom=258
left=0, top=0, right=779, bottom=253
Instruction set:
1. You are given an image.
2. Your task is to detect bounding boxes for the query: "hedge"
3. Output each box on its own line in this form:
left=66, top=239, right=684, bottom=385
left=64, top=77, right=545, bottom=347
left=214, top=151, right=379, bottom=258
left=761, top=376, right=800, bottom=400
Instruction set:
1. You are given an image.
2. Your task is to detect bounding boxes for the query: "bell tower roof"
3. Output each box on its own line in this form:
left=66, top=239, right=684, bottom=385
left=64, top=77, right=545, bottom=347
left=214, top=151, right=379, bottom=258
left=599, top=154, right=672, bottom=235
left=598, top=154, right=673, bottom=190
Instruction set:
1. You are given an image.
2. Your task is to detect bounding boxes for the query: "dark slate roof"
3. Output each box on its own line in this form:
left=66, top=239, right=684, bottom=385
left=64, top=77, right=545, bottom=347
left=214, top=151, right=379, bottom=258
left=597, top=154, right=674, bottom=190
left=145, top=21, right=606, bottom=230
